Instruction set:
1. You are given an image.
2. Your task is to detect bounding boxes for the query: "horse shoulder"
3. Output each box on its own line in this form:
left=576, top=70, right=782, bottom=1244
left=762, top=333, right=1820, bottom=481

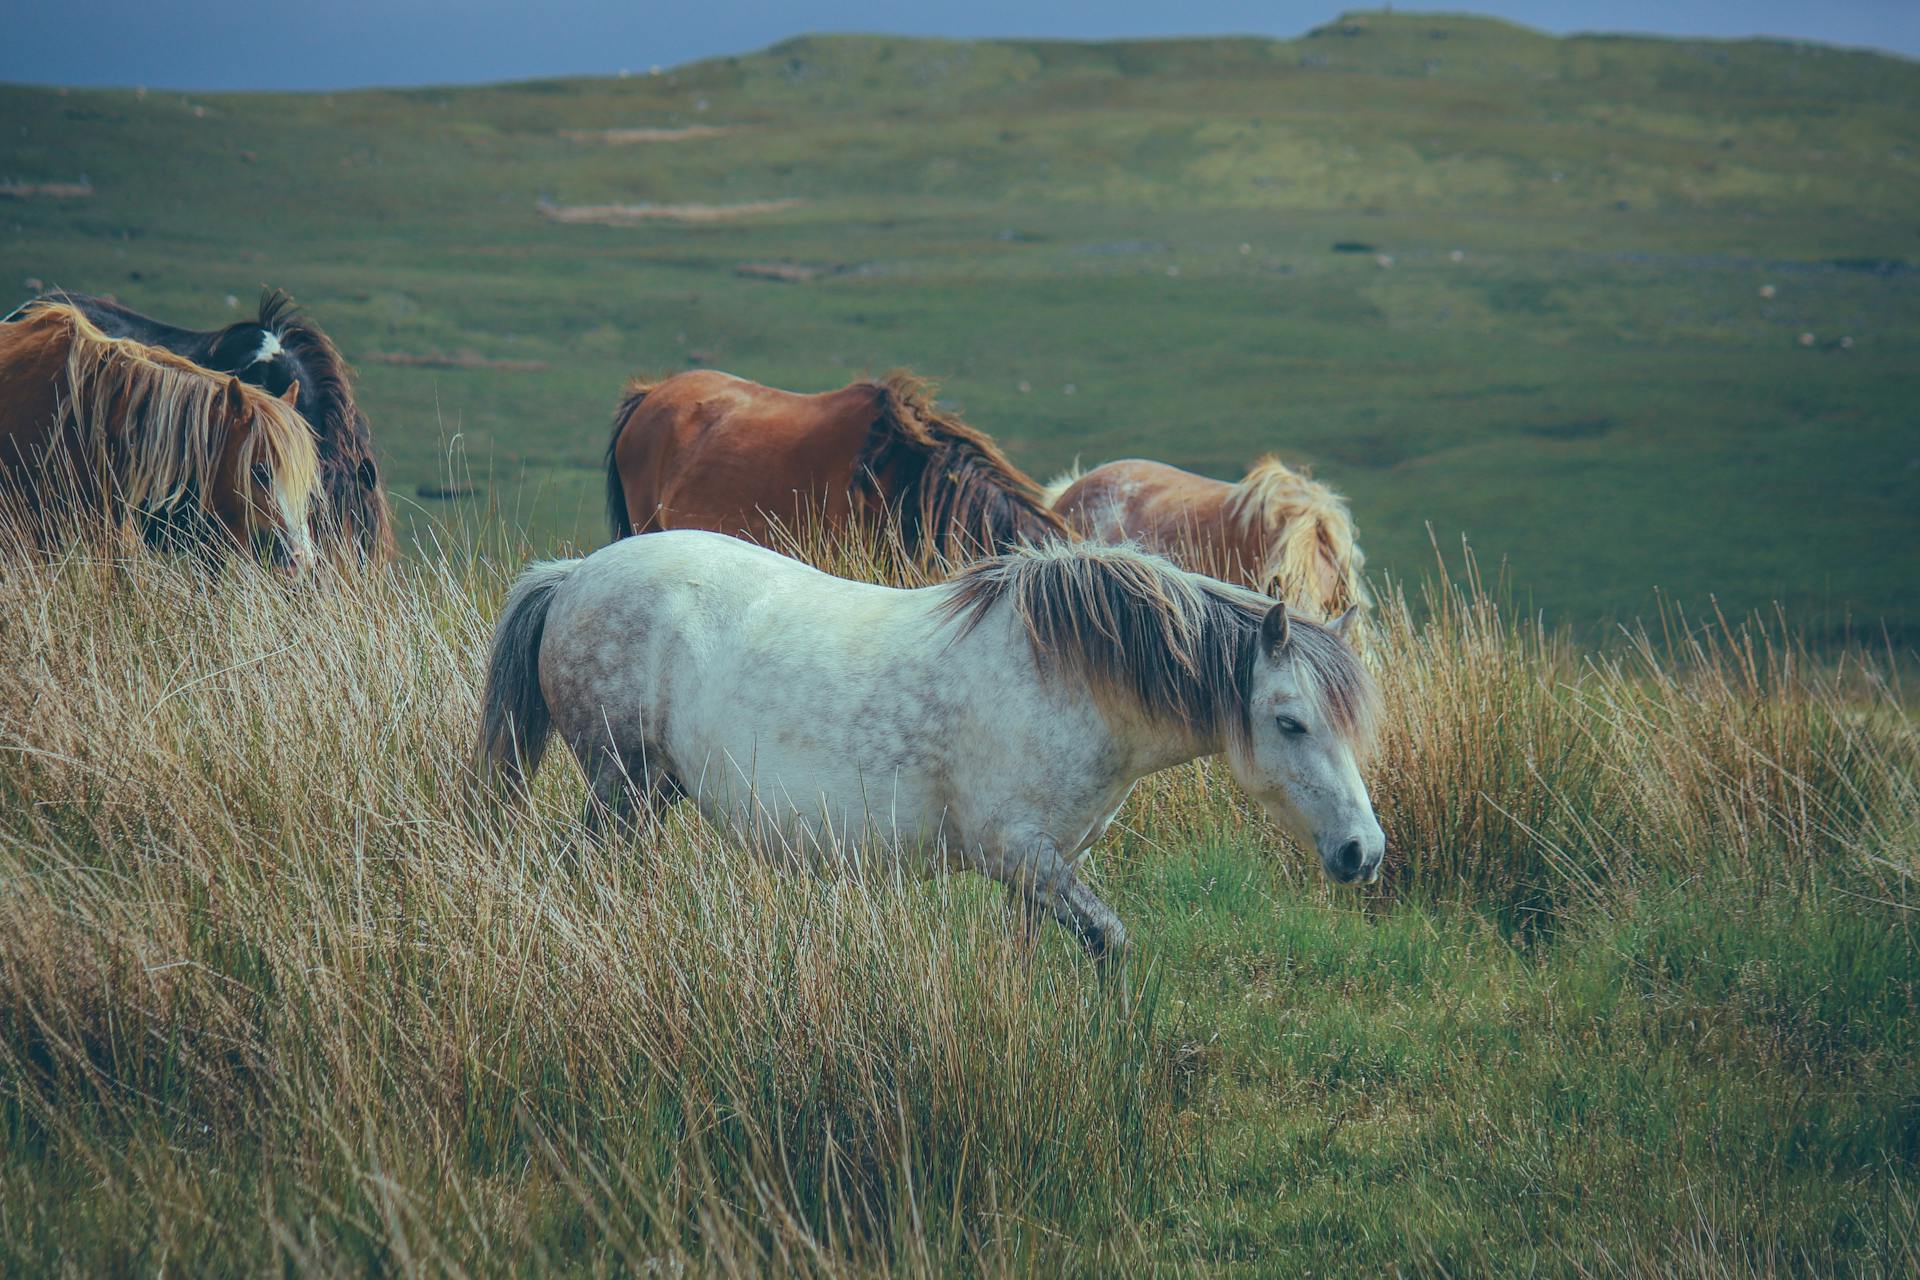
left=0, top=321, right=78, bottom=462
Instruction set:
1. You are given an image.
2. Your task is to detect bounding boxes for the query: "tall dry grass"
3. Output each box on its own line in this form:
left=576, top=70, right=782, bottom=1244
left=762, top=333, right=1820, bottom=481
left=0, top=516, right=1913, bottom=1274
left=1370, top=552, right=1916, bottom=919
left=0, top=521, right=1194, bottom=1275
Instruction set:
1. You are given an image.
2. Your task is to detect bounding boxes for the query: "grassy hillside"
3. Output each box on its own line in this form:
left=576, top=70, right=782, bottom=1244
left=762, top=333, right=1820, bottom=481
left=2, top=10, right=1917, bottom=638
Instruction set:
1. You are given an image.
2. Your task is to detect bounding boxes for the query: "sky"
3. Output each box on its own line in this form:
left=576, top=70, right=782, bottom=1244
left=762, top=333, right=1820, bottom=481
left=4, top=1, right=1916, bottom=91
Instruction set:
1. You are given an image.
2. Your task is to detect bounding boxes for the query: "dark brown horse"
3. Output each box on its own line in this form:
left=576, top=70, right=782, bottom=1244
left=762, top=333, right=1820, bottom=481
left=603, top=370, right=1067, bottom=559
left=5, top=288, right=394, bottom=563
left=0, top=303, right=321, bottom=570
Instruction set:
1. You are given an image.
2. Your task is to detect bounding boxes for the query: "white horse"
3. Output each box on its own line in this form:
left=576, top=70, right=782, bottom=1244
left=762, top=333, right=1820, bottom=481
left=475, top=530, right=1384, bottom=960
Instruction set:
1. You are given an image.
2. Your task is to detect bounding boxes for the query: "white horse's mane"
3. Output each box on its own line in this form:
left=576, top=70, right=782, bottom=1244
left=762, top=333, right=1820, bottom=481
left=939, top=540, right=1378, bottom=750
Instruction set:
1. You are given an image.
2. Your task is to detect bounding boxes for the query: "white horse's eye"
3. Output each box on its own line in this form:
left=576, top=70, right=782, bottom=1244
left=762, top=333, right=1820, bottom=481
left=1276, top=715, right=1308, bottom=736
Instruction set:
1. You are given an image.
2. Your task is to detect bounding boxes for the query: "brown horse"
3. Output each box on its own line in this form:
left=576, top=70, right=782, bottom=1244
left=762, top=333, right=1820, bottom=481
left=0, top=302, right=321, bottom=570
left=6, top=289, right=395, bottom=563
left=603, top=370, right=1067, bottom=559
left=1048, top=455, right=1372, bottom=644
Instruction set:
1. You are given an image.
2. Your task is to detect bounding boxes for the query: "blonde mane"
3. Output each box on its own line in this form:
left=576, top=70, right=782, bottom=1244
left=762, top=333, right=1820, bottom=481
left=15, top=302, right=320, bottom=525
left=1223, top=455, right=1372, bottom=626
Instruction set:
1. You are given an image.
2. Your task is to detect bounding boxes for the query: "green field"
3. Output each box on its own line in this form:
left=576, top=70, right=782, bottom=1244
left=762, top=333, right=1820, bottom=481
left=3, top=10, right=1917, bottom=638
left=3, top=13, right=1920, bottom=1276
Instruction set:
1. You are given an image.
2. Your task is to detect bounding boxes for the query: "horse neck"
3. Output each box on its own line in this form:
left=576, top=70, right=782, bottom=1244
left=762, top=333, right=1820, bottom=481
left=1096, top=690, right=1223, bottom=778
left=271, top=343, right=325, bottom=428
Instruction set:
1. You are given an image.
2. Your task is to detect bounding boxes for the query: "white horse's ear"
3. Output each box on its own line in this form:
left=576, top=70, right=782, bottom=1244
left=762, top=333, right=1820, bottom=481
left=1331, top=605, right=1361, bottom=641
left=1261, top=602, right=1290, bottom=658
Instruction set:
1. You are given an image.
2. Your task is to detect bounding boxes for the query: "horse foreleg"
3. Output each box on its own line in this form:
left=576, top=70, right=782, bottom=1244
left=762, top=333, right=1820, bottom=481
left=1050, top=873, right=1128, bottom=966
left=1000, top=845, right=1129, bottom=967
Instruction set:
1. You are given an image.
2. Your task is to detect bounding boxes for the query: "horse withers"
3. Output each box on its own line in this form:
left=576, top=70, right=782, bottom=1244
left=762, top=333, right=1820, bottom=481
left=1049, top=455, right=1372, bottom=651
left=4, top=288, right=394, bottom=563
left=603, top=370, right=1067, bottom=561
left=475, top=531, right=1382, bottom=962
left=0, top=302, right=321, bottom=571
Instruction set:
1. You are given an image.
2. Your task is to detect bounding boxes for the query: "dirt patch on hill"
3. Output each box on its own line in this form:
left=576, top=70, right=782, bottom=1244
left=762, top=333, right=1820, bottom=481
left=558, top=125, right=743, bottom=144
left=0, top=181, right=93, bottom=200
left=365, top=350, right=550, bottom=373
left=735, top=261, right=841, bottom=283
left=536, top=198, right=803, bottom=225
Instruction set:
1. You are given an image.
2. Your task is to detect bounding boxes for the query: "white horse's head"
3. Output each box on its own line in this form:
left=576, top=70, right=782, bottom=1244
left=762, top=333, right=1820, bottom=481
left=1225, top=603, right=1385, bottom=884
left=941, top=542, right=1385, bottom=884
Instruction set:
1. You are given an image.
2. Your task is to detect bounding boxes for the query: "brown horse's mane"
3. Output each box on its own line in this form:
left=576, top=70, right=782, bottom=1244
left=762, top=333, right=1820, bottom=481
left=940, top=540, right=1377, bottom=750
left=257, top=288, right=393, bottom=559
left=855, top=372, right=1067, bottom=559
left=9, top=302, right=319, bottom=525
left=1223, top=455, right=1372, bottom=623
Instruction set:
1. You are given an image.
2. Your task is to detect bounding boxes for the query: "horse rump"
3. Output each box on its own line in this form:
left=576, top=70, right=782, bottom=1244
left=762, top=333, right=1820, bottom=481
left=603, top=379, right=655, bottom=541
left=475, top=559, right=579, bottom=798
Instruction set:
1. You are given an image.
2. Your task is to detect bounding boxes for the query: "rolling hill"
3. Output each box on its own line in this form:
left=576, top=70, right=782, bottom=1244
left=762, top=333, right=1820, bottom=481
left=2, top=9, right=1916, bottom=636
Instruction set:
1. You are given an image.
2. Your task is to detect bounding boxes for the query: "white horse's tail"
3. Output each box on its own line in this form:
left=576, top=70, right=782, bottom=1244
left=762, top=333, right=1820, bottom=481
left=475, top=559, right=580, bottom=797
left=1039, top=460, right=1084, bottom=509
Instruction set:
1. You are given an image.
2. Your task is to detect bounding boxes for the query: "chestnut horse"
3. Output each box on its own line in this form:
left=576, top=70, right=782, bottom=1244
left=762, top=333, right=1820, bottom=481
left=0, top=303, right=321, bottom=571
left=603, top=370, right=1067, bottom=559
left=1048, top=456, right=1372, bottom=646
left=5, top=289, right=394, bottom=563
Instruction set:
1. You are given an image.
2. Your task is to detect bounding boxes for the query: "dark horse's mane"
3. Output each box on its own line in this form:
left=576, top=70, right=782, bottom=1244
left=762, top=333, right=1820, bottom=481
left=255, top=289, right=394, bottom=562
left=854, top=373, right=1067, bottom=559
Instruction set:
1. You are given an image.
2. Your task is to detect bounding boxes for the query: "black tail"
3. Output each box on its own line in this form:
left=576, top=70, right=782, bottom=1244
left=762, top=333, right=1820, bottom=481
left=474, top=559, right=579, bottom=798
left=604, top=383, right=649, bottom=542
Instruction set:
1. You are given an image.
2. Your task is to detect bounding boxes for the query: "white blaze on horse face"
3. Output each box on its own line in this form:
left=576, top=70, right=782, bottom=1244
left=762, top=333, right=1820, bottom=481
left=251, top=330, right=283, bottom=367
left=1227, top=652, right=1385, bottom=885
left=271, top=477, right=317, bottom=574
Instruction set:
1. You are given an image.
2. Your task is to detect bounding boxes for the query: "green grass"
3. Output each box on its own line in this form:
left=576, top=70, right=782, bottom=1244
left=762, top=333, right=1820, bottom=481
left=3, top=10, right=1917, bottom=638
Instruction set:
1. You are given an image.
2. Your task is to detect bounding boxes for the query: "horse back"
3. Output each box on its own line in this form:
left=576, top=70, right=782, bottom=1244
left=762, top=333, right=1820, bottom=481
left=1055, top=459, right=1244, bottom=566
left=609, top=371, right=880, bottom=539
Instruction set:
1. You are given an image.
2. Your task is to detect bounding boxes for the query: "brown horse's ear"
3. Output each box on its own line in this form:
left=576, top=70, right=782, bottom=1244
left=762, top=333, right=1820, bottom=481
left=222, top=376, right=248, bottom=417
left=1330, top=605, right=1361, bottom=642
left=280, top=378, right=300, bottom=406
left=1261, top=602, right=1290, bottom=658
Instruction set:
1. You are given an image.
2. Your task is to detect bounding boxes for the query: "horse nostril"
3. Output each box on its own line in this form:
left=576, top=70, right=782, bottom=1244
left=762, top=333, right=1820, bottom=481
left=1337, top=839, right=1364, bottom=876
